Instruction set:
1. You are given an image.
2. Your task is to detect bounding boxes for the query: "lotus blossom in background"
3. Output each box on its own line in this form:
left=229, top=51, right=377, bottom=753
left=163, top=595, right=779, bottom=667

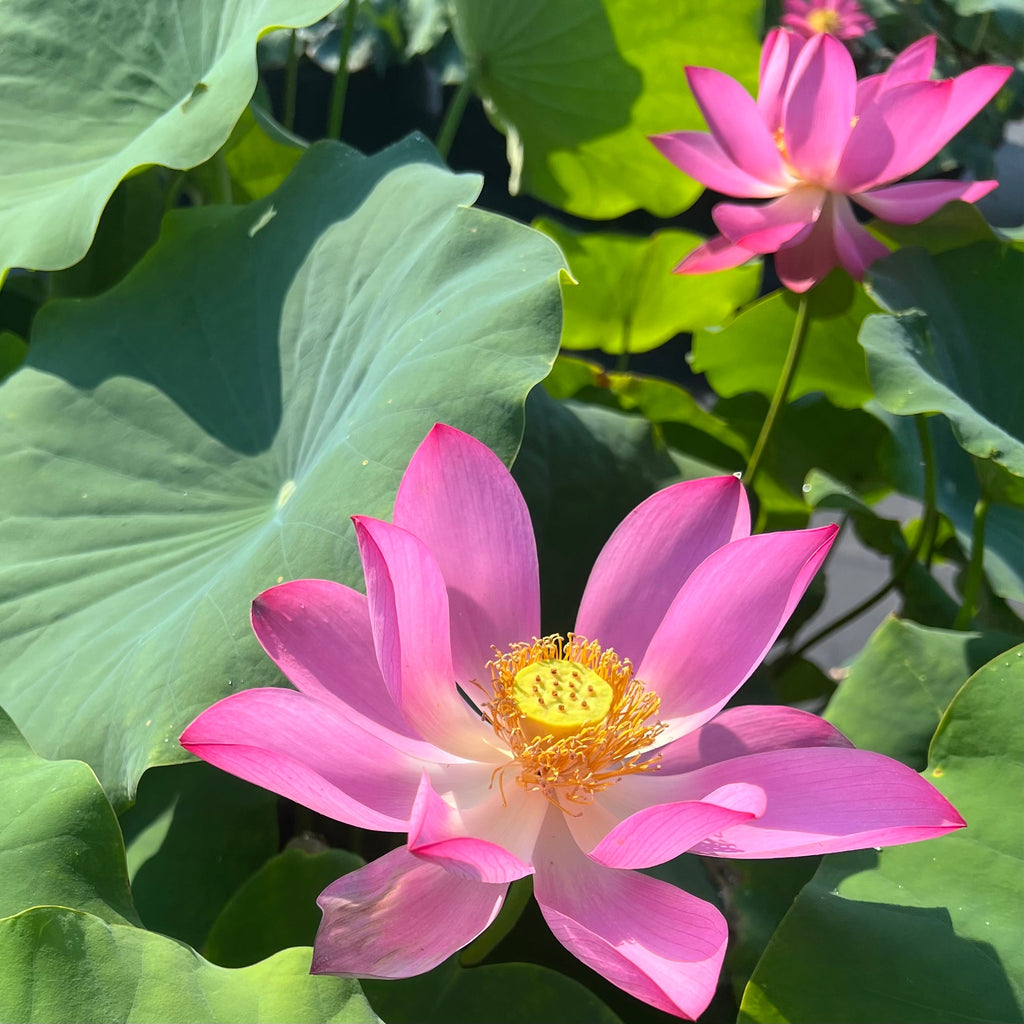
left=181, top=424, right=965, bottom=1020
left=650, top=31, right=1012, bottom=292
left=782, top=0, right=875, bottom=40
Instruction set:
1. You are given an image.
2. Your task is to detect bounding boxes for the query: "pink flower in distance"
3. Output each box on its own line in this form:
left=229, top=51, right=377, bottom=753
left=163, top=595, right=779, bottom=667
left=650, top=32, right=1011, bottom=292
left=181, top=424, right=964, bottom=1020
left=782, top=0, right=875, bottom=40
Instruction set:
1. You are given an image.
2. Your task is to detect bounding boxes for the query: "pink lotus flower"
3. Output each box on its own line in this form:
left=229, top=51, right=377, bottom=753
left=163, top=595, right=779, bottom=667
left=782, top=0, right=875, bottom=40
left=181, top=424, right=964, bottom=1020
left=650, top=32, right=1011, bottom=292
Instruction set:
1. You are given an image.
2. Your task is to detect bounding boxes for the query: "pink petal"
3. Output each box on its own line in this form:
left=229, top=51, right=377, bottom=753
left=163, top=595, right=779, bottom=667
left=835, top=80, right=953, bottom=192
left=575, top=476, right=749, bottom=668
left=649, top=132, right=789, bottom=199
left=180, top=688, right=430, bottom=831
left=831, top=195, right=890, bottom=280
left=937, top=65, right=1013, bottom=148
left=407, top=773, right=542, bottom=883
left=869, top=36, right=937, bottom=107
left=712, top=188, right=825, bottom=253
left=638, top=525, right=838, bottom=738
left=251, top=580, right=417, bottom=741
left=313, top=846, right=506, bottom=978
left=679, top=747, right=966, bottom=858
left=758, top=29, right=804, bottom=131
left=534, top=823, right=728, bottom=1020
left=854, top=178, right=998, bottom=225
left=675, top=234, right=760, bottom=274
left=577, top=783, right=766, bottom=869
left=654, top=704, right=854, bottom=775
left=393, top=424, right=540, bottom=691
left=782, top=33, right=856, bottom=182
left=772, top=207, right=838, bottom=292
left=354, top=516, right=500, bottom=761
left=684, top=65, right=790, bottom=188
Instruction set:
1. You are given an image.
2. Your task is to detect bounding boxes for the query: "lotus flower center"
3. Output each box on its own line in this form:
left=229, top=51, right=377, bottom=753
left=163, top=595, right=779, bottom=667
left=807, top=9, right=842, bottom=33
left=512, top=659, right=613, bottom=741
left=482, top=634, right=666, bottom=809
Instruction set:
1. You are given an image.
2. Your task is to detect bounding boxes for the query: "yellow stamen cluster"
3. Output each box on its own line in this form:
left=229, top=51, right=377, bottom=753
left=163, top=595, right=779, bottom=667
left=482, top=634, right=665, bottom=811
left=807, top=9, right=843, bottom=34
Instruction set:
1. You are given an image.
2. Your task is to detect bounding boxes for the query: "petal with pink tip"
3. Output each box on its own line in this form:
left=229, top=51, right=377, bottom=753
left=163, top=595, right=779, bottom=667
left=675, top=234, right=759, bottom=275
left=407, top=773, right=543, bottom=882
left=638, top=525, right=838, bottom=737
left=679, top=747, right=965, bottom=858
left=575, top=476, right=749, bottom=668
left=251, top=579, right=416, bottom=740
left=758, top=28, right=803, bottom=130
left=831, top=196, right=890, bottom=281
left=782, top=33, right=856, bottom=182
left=649, top=132, right=788, bottom=198
left=855, top=178, right=998, bottom=225
left=713, top=189, right=825, bottom=253
left=773, top=209, right=837, bottom=292
left=834, top=80, right=952, bottom=192
left=684, top=66, right=789, bottom=187
left=354, top=516, right=499, bottom=761
left=534, top=824, right=728, bottom=1020
left=937, top=65, right=1013, bottom=149
left=653, top=704, right=854, bottom=775
left=874, top=36, right=937, bottom=100
left=393, top=424, right=540, bottom=690
left=578, top=783, right=766, bottom=869
left=313, top=846, right=506, bottom=978
left=180, top=688, right=430, bottom=830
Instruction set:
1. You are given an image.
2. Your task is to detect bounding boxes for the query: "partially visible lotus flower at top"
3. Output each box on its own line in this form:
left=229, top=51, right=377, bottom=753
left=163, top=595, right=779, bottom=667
left=182, top=424, right=964, bottom=1020
left=650, top=32, right=1011, bottom=292
left=783, top=0, right=875, bottom=40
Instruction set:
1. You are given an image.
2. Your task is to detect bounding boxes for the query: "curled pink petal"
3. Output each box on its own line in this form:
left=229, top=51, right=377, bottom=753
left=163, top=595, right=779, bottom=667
left=681, top=747, right=966, bottom=858
left=773, top=208, right=839, bottom=292
left=251, top=579, right=416, bottom=740
left=875, top=35, right=936, bottom=98
left=675, top=234, right=759, bottom=274
left=684, top=66, right=790, bottom=188
left=575, top=476, right=749, bottom=668
left=782, top=34, right=857, bottom=183
left=354, top=516, right=499, bottom=761
left=639, top=525, right=838, bottom=737
left=855, top=178, right=999, bottom=225
left=649, top=132, right=789, bottom=199
left=938, top=64, right=1013, bottom=147
left=758, top=28, right=803, bottom=130
left=394, top=424, right=540, bottom=690
left=313, top=846, right=506, bottom=978
left=534, top=824, right=728, bottom=1020
left=407, top=773, right=542, bottom=882
left=831, top=195, right=890, bottom=280
left=713, top=188, right=826, bottom=253
left=180, top=688, right=429, bottom=830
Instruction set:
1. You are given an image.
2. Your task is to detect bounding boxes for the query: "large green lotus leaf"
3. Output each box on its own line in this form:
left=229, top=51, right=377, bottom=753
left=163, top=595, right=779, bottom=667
left=0, top=0, right=339, bottom=278
left=534, top=219, right=760, bottom=354
left=119, top=761, right=279, bottom=950
left=0, top=908, right=378, bottom=1024
left=0, top=708, right=138, bottom=927
left=450, top=0, right=761, bottom=218
left=364, top=958, right=622, bottom=1024
left=825, top=617, right=1018, bottom=770
left=862, top=243, right=1024, bottom=491
left=205, top=846, right=363, bottom=967
left=0, top=139, right=565, bottom=808
left=691, top=270, right=878, bottom=409
left=739, top=646, right=1024, bottom=1024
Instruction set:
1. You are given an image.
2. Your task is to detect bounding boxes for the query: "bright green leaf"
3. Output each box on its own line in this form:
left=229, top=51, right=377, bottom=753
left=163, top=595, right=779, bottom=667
left=0, top=0, right=339, bottom=276
left=825, top=617, right=1018, bottom=769
left=535, top=220, right=760, bottom=354
left=740, top=646, right=1024, bottom=1024
left=0, top=138, right=565, bottom=807
left=0, top=908, right=379, bottom=1024
left=206, top=845, right=363, bottom=968
left=0, top=708, right=138, bottom=926
left=223, top=105, right=305, bottom=201
left=450, top=0, right=761, bottom=218
left=691, top=271, right=879, bottom=409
